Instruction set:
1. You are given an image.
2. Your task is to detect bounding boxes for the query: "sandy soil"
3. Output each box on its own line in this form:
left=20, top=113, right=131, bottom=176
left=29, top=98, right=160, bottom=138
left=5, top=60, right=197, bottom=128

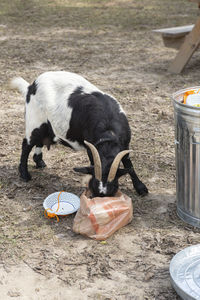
left=1, top=0, right=200, bottom=299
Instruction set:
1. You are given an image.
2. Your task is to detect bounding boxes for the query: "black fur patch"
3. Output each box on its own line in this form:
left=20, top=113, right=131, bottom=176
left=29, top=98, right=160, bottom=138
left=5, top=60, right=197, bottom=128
left=67, top=88, right=131, bottom=148
left=26, top=81, right=37, bottom=103
left=29, top=121, right=56, bottom=149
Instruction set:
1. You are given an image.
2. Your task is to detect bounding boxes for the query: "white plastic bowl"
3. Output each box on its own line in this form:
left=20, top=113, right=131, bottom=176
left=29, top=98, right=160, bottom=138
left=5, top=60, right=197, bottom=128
left=43, top=192, right=80, bottom=215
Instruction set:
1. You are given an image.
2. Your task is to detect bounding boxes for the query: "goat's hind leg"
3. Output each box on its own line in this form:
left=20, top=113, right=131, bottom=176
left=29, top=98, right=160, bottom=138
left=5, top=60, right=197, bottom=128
left=19, top=138, right=34, bottom=181
left=122, top=154, right=148, bottom=196
left=33, top=146, right=46, bottom=169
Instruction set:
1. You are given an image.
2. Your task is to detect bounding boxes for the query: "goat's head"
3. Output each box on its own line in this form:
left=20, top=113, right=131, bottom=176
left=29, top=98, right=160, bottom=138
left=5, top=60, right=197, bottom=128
left=74, top=141, right=131, bottom=197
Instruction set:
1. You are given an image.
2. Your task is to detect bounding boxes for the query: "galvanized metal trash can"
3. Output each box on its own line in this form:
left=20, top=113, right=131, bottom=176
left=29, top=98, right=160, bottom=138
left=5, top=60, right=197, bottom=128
left=173, top=87, right=200, bottom=228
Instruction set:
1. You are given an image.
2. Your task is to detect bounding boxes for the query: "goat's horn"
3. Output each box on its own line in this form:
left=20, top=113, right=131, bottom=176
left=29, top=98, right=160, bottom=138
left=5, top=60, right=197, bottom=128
left=84, top=141, right=102, bottom=181
left=107, top=150, right=132, bottom=182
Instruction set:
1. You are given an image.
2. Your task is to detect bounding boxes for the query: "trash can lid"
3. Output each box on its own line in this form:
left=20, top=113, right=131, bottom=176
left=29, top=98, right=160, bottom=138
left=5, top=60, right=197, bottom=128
left=170, top=244, right=200, bottom=300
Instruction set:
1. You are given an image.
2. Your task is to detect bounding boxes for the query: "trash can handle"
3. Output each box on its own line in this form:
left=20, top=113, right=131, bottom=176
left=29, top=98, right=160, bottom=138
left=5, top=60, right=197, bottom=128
left=190, top=132, right=200, bottom=145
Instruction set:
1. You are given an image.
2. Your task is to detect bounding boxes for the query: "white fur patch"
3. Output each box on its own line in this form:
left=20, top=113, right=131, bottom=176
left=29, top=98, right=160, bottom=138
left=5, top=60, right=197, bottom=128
left=25, top=95, right=47, bottom=143
left=99, top=182, right=107, bottom=195
left=59, top=137, right=85, bottom=151
left=11, top=77, right=29, bottom=97
left=34, top=147, right=42, bottom=155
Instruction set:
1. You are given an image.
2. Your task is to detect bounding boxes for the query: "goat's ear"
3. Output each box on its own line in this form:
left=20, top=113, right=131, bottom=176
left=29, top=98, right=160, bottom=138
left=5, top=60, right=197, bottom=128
left=73, top=166, right=94, bottom=175
left=116, top=168, right=130, bottom=178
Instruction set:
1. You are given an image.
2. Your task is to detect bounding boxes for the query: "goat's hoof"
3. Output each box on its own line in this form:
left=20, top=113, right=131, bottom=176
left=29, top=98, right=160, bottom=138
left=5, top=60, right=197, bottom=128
left=33, top=154, right=46, bottom=169
left=18, top=166, right=32, bottom=182
left=135, top=182, right=148, bottom=196
left=35, top=160, right=46, bottom=169
left=20, top=173, right=32, bottom=182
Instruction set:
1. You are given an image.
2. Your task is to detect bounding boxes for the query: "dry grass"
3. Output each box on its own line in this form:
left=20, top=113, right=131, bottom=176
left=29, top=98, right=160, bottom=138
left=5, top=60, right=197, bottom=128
left=0, top=0, right=199, bottom=30
left=1, top=0, right=200, bottom=299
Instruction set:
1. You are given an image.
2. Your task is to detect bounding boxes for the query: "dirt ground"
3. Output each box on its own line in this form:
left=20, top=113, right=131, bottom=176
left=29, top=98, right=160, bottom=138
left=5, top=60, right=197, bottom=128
left=1, top=0, right=200, bottom=299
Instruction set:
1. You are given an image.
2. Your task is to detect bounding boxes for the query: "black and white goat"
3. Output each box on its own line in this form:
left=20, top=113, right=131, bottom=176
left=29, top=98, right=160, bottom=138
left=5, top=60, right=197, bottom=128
left=11, top=71, right=148, bottom=197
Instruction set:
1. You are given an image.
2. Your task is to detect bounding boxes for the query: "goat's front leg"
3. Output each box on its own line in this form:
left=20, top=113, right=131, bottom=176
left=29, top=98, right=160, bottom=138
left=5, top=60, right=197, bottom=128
left=122, top=154, right=148, bottom=196
left=19, top=138, right=34, bottom=181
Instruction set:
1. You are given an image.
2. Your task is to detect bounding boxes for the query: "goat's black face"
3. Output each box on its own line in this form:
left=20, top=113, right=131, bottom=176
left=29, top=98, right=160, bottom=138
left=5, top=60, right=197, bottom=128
left=74, top=166, right=129, bottom=197
left=74, top=140, right=131, bottom=197
left=88, top=177, right=119, bottom=197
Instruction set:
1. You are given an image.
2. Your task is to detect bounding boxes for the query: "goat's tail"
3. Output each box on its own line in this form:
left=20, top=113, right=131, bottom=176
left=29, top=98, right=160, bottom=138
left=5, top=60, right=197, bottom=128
left=11, top=77, right=29, bottom=98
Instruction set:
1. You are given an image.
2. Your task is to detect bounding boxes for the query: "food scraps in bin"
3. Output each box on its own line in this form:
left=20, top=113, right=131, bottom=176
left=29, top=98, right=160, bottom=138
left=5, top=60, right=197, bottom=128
left=183, top=89, right=200, bottom=107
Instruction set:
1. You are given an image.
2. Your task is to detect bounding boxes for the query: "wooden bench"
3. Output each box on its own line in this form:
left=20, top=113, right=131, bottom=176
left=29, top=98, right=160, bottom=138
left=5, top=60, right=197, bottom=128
left=153, top=1, right=200, bottom=73
left=153, top=25, right=194, bottom=49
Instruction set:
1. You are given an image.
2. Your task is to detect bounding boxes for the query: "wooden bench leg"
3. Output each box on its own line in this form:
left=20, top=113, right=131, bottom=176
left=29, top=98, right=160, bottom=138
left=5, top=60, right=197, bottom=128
left=168, top=17, right=200, bottom=73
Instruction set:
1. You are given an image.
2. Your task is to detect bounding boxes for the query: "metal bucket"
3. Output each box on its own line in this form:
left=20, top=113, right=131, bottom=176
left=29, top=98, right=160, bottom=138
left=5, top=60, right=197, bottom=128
left=173, top=87, right=200, bottom=228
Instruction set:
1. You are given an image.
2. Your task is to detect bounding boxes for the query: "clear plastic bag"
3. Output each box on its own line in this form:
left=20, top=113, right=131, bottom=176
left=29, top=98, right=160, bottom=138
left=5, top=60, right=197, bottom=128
left=73, top=189, right=133, bottom=240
